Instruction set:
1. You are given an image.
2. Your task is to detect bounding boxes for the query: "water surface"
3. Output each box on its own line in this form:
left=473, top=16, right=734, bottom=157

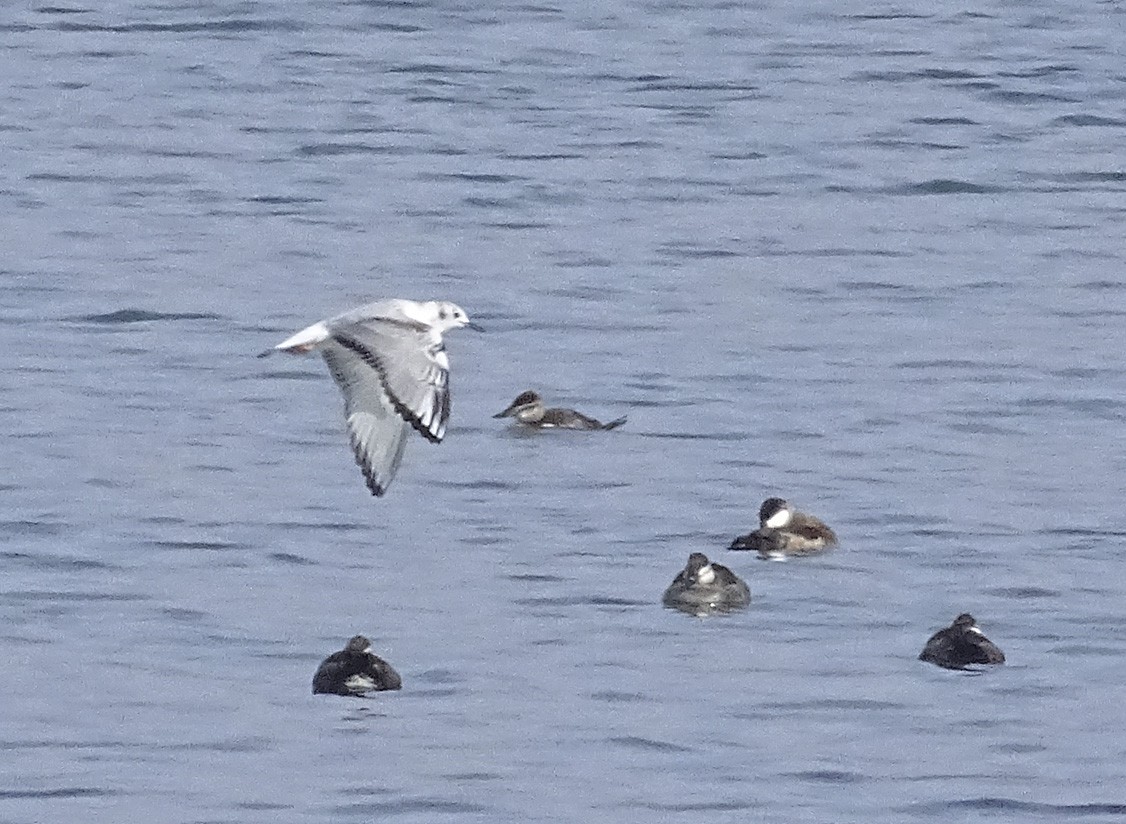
left=2, top=0, right=1125, bottom=821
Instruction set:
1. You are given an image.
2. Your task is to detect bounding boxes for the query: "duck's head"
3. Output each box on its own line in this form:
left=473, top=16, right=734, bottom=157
left=685, top=552, right=716, bottom=585
left=759, top=497, right=793, bottom=529
left=494, top=390, right=545, bottom=420
left=345, top=635, right=373, bottom=653
left=952, top=613, right=982, bottom=635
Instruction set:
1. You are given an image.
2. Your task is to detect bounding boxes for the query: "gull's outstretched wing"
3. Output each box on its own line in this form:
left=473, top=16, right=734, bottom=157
left=329, top=318, right=450, bottom=442
left=320, top=340, right=410, bottom=497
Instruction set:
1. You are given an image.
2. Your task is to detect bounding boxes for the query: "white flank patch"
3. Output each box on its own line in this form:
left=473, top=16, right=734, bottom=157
left=345, top=674, right=377, bottom=692
left=968, top=625, right=983, bottom=635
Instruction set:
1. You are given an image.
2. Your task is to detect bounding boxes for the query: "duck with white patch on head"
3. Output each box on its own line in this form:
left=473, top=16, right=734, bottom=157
left=662, top=552, right=750, bottom=615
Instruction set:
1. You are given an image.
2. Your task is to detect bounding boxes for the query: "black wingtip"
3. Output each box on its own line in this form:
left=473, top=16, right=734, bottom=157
left=603, top=416, right=627, bottom=430
left=357, top=457, right=389, bottom=497
left=257, top=348, right=274, bottom=359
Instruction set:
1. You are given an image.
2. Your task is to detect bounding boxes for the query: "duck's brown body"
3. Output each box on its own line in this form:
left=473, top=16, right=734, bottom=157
left=494, top=391, right=626, bottom=431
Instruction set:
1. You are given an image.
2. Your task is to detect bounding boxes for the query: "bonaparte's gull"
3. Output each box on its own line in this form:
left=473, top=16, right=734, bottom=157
left=313, top=635, right=402, bottom=696
left=919, top=614, right=1005, bottom=670
left=728, top=497, right=837, bottom=558
left=493, top=390, right=626, bottom=430
left=661, top=552, right=750, bottom=615
left=262, top=299, right=478, bottom=496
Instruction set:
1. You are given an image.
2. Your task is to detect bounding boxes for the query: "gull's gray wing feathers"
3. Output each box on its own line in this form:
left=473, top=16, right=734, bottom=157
left=329, top=318, right=450, bottom=443
left=320, top=340, right=410, bottom=497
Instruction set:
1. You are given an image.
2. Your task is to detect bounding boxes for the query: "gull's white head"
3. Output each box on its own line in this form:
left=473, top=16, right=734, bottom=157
left=404, top=300, right=477, bottom=333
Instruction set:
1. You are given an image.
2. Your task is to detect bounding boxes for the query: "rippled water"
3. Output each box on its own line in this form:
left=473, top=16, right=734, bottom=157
left=3, top=0, right=1126, bottom=821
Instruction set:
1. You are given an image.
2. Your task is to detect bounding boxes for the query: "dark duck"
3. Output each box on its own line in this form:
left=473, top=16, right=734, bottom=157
left=493, top=390, right=626, bottom=430
left=312, top=635, right=402, bottom=696
left=919, top=614, right=1005, bottom=670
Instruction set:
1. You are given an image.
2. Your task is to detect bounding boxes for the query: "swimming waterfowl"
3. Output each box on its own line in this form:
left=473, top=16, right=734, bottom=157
left=312, top=635, right=402, bottom=696
left=493, top=390, right=626, bottom=430
left=919, top=614, right=1005, bottom=670
left=729, top=497, right=837, bottom=558
left=262, top=299, right=480, bottom=497
left=662, top=552, right=750, bottom=615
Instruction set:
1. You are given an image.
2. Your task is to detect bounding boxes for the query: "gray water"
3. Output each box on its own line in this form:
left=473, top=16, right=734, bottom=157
left=3, top=0, right=1126, bottom=821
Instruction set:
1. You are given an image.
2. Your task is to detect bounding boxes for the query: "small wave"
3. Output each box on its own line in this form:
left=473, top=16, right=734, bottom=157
left=645, top=800, right=755, bottom=812
left=985, top=586, right=1060, bottom=599
left=3, top=590, right=148, bottom=602
left=1052, top=114, right=1126, bottom=127
left=762, top=698, right=903, bottom=712
left=891, top=179, right=1005, bottom=195
left=639, top=431, right=749, bottom=442
left=244, top=195, right=323, bottom=205
left=415, top=668, right=462, bottom=685
left=786, top=769, right=866, bottom=784
left=608, top=735, right=693, bottom=753
left=912, top=798, right=1126, bottom=816
left=147, top=539, right=254, bottom=552
left=910, top=116, right=979, bottom=125
left=73, top=309, right=220, bottom=324
left=985, top=89, right=1077, bottom=104
left=504, top=573, right=568, bottom=583
left=51, top=19, right=300, bottom=34
left=590, top=689, right=649, bottom=703
left=0, top=519, right=68, bottom=537
left=162, top=736, right=273, bottom=753
left=0, top=551, right=112, bottom=571
left=295, top=143, right=399, bottom=157
left=331, top=799, right=490, bottom=816
left=267, top=552, right=316, bottom=566
left=0, top=787, right=113, bottom=799
left=513, top=595, right=648, bottom=609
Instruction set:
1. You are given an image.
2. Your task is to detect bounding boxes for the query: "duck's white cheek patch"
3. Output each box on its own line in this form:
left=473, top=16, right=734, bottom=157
left=765, top=510, right=791, bottom=529
left=968, top=626, right=983, bottom=635
left=697, top=565, right=716, bottom=585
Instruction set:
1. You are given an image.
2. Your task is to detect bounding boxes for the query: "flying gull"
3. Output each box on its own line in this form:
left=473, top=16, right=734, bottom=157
left=262, top=299, right=479, bottom=496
